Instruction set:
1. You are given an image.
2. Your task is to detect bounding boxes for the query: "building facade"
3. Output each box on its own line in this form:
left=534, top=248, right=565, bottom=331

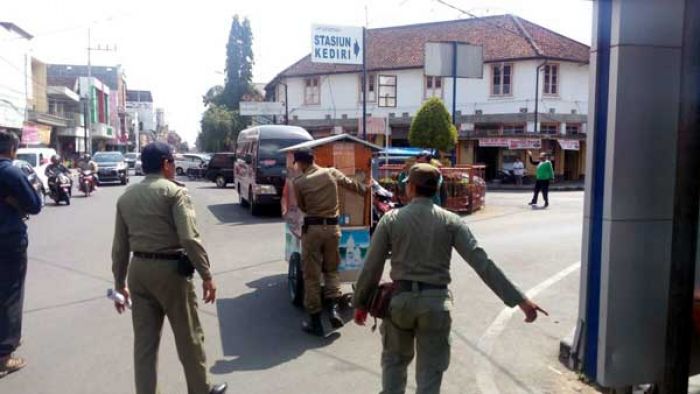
left=0, top=22, right=33, bottom=134
left=126, top=90, right=155, bottom=150
left=47, top=64, right=129, bottom=152
left=266, top=15, right=589, bottom=180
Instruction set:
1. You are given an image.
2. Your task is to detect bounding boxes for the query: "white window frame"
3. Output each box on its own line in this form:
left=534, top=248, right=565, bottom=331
left=359, top=73, right=377, bottom=103
left=543, top=64, right=560, bottom=96
left=378, top=75, right=397, bottom=108
left=491, top=63, right=513, bottom=97
left=566, top=123, right=581, bottom=134
left=303, top=77, right=320, bottom=105
left=424, top=76, right=443, bottom=99
left=539, top=123, right=559, bottom=134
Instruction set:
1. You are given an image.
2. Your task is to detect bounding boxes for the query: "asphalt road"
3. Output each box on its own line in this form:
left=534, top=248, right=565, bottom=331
left=0, top=175, right=598, bottom=393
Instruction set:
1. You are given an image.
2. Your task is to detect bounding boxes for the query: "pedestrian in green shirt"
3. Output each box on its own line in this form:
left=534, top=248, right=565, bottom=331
left=352, top=163, right=548, bottom=394
left=527, top=151, right=555, bottom=208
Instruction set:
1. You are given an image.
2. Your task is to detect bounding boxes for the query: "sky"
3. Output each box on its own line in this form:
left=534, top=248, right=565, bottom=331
left=4, top=0, right=593, bottom=145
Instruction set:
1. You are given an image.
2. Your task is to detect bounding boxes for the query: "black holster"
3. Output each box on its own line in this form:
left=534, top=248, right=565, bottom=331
left=177, top=254, right=195, bottom=278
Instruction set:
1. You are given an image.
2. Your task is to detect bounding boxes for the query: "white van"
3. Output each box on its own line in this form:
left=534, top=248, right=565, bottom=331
left=16, top=147, right=58, bottom=190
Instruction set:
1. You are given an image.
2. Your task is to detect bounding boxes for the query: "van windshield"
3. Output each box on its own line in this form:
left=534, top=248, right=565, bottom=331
left=16, top=153, right=37, bottom=167
left=258, top=139, right=302, bottom=167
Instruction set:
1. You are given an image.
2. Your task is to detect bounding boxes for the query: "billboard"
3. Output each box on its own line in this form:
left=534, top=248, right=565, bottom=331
left=311, top=24, right=363, bottom=65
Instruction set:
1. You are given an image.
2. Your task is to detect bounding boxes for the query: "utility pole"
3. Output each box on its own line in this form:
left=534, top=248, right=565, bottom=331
left=85, top=27, right=117, bottom=154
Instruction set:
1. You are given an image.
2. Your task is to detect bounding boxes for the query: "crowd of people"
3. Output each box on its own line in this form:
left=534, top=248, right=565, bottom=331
left=0, top=129, right=549, bottom=394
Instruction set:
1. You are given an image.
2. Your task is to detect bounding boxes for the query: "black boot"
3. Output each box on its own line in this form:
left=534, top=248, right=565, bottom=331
left=327, top=299, right=344, bottom=329
left=210, top=383, right=227, bottom=394
left=302, top=313, right=324, bottom=337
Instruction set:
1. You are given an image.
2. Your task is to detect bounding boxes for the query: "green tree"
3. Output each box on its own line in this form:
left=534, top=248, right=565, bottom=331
left=221, top=15, right=254, bottom=111
left=199, top=105, right=238, bottom=152
left=202, top=85, right=224, bottom=107
left=408, top=97, right=457, bottom=152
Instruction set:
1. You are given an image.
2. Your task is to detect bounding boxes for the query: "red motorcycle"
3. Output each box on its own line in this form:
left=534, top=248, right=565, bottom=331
left=79, top=170, right=96, bottom=197
left=371, top=180, right=396, bottom=233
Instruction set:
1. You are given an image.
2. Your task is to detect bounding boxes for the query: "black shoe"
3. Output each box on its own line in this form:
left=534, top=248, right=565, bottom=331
left=210, top=383, right=227, bottom=394
left=528, top=201, right=537, bottom=206
left=544, top=203, right=549, bottom=208
left=327, top=300, right=344, bottom=329
left=302, top=313, right=324, bottom=337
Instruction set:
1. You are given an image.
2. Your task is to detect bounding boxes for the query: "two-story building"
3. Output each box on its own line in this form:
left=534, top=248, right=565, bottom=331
left=126, top=90, right=156, bottom=150
left=47, top=64, right=129, bottom=152
left=266, top=15, right=589, bottom=180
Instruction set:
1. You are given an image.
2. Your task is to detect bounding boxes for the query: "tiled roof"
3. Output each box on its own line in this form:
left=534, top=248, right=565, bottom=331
left=271, top=15, right=589, bottom=82
left=126, top=90, right=153, bottom=102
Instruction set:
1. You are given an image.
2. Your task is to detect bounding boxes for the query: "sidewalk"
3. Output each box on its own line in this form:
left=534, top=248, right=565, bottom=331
left=487, top=180, right=585, bottom=192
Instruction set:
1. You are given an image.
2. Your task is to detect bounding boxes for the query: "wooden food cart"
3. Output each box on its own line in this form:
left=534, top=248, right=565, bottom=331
left=280, top=134, right=382, bottom=307
left=378, top=163, right=487, bottom=214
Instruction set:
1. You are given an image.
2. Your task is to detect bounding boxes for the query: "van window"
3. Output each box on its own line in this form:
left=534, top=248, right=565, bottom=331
left=17, top=154, right=37, bottom=167
left=258, top=139, right=302, bottom=167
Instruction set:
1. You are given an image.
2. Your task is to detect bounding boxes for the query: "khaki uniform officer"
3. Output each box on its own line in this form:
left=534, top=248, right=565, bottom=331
left=111, top=142, right=227, bottom=394
left=292, top=148, right=367, bottom=337
left=352, top=163, right=548, bottom=394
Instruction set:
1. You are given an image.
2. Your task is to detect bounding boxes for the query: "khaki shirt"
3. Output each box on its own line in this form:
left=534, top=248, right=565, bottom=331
left=111, top=175, right=212, bottom=289
left=293, top=164, right=366, bottom=218
left=79, top=160, right=98, bottom=172
left=353, top=197, right=525, bottom=309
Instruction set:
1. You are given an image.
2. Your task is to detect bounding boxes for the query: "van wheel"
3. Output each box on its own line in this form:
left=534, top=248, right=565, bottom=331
left=215, top=175, right=226, bottom=188
left=288, top=253, right=304, bottom=307
left=249, top=189, right=261, bottom=216
left=176, top=167, right=184, bottom=176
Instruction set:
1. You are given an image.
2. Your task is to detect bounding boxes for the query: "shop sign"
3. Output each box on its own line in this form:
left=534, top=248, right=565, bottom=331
left=359, top=116, right=387, bottom=135
left=21, top=124, right=40, bottom=144
left=508, top=138, right=542, bottom=150
left=478, top=137, right=509, bottom=147
left=558, top=139, right=580, bottom=151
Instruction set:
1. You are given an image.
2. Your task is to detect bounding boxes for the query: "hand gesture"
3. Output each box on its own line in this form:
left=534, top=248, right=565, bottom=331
left=518, top=299, right=548, bottom=323
left=527, top=150, right=533, bottom=157
left=203, top=279, right=217, bottom=304
left=114, top=288, right=131, bottom=314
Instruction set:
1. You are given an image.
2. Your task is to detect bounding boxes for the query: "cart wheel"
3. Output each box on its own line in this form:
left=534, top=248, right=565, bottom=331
left=339, top=293, right=353, bottom=309
left=288, top=253, right=304, bottom=307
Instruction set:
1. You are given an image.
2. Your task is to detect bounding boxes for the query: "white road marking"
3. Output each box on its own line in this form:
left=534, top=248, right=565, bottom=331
left=474, top=261, right=581, bottom=394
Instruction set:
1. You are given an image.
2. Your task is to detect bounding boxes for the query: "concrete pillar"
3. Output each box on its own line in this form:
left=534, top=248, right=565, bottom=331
left=575, top=0, right=686, bottom=388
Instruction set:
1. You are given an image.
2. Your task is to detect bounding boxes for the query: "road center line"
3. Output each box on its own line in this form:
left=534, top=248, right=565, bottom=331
left=474, top=261, right=581, bottom=394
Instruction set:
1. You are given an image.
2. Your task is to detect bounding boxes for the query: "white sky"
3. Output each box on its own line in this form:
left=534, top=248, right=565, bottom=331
left=4, top=0, right=592, bottom=145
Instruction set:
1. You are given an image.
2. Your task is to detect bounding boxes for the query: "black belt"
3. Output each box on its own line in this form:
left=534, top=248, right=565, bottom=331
left=133, top=251, right=183, bottom=260
left=303, top=216, right=339, bottom=226
left=395, top=280, right=447, bottom=292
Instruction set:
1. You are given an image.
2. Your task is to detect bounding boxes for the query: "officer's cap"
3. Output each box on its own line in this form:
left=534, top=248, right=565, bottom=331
left=141, top=142, right=174, bottom=173
left=293, top=148, right=314, bottom=164
left=405, top=163, right=440, bottom=189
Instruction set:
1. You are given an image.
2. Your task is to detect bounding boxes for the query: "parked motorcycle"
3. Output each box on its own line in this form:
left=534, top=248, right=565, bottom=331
left=48, top=173, right=72, bottom=205
left=79, top=170, right=96, bottom=197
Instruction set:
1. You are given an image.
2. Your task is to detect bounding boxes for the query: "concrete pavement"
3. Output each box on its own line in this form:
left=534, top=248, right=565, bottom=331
left=0, top=176, right=599, bottom=393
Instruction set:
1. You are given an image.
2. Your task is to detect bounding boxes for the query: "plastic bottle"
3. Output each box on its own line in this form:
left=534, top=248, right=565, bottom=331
left=107, top=289, right=132, bottom=309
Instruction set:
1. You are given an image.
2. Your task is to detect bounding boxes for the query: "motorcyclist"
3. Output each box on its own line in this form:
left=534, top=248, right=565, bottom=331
left=45, top=155, right=72, bottom=194
left=77, top=154, right=98, bottom=173
left=77, top=154, right=98, bottom=192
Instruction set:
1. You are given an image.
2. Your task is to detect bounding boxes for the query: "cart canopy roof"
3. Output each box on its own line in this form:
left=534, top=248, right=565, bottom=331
left=279, top=133, right=383, bottom=153
left=378, top=147, right=437, bottom=157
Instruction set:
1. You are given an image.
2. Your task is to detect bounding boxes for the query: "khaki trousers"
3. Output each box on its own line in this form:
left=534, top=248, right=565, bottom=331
left=380, top=289, right=453, bottom=394
left=127, top=258, right=210, bottom=394
left=301, top=225, right=342, bottom=314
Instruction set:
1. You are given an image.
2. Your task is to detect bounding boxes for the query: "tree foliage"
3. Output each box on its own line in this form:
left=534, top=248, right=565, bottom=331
left=408, top=97, right=457, bottom=152
left=198, top=105, right=238, bottom=152
left=198, top=15, right=256, bottom=152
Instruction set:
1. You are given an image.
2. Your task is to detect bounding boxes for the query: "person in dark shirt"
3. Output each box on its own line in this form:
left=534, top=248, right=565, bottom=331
left=45, top=155, right=72, bottom=195
left=0, top=130, right=42, bottom=378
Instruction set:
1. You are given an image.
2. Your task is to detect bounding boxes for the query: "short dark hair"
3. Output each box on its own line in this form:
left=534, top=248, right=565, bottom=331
left=0, top=130, right=19, bottom=154
left=415, top=184, right=437, bottom=198
left=141, top=142, right=174, bottom=174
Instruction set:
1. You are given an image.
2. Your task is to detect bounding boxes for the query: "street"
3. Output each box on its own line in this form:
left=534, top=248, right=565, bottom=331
left=1, top=177, right=594, bottom=394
